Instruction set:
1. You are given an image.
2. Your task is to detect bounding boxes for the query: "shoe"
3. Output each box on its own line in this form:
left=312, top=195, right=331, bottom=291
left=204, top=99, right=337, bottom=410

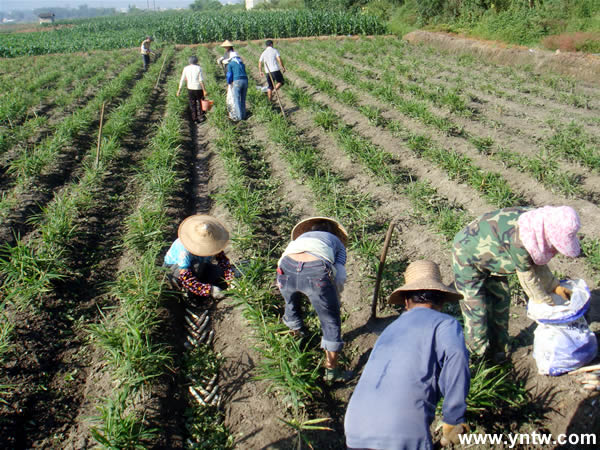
left=323, top=367, right=353, bottom=384
left=197, top=116, right=206, bottom=123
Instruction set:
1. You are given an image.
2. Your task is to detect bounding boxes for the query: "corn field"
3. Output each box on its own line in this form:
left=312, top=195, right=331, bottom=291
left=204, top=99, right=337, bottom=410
left=0, top=10, right=386, bottom=57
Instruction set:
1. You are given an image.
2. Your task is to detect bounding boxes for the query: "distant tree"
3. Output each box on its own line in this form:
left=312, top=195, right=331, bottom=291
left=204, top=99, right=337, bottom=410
left=190, top=0, right=223, bottom=11
left=128, top=5, right=144, bottom=13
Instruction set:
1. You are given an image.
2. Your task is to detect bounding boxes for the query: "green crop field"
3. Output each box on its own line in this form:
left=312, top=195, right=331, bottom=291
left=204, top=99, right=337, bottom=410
left=0, top=10, right=386, bottom=57
left=0, top=27, right=599, bottom=448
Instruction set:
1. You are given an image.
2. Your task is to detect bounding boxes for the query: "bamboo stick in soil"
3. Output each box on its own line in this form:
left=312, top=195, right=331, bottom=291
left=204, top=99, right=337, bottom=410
left=371, top=220, right=396, bottom=320
left=155, top=51, right=167, bottom=89
left=95, top=102, right=105, bottom=169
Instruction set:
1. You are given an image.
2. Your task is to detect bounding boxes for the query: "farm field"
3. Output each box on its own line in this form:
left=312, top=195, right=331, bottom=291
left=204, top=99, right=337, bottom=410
left=1, top=35, right=599, bottom=448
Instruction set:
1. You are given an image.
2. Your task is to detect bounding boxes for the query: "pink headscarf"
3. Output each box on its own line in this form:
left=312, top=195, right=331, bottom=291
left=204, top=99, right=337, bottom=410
left=517, top=206, right=581, bottom=265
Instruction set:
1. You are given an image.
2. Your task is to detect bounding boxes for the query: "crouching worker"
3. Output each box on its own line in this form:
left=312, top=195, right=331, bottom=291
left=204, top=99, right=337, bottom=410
left=164, top=215, right=234, bottom=300
left=277, top=217, right=352, bottom=384
left=345, top=261, right=470, bottom=449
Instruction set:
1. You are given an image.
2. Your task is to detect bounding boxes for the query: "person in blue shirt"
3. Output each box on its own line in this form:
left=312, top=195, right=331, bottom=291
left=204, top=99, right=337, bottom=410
left=164, top=215, right=234, bottom=300
left=225, top=51, right=248, bottom=122
left=277, top=217, right=352, bottom=384
left=345, top=260, right=471, bottom=449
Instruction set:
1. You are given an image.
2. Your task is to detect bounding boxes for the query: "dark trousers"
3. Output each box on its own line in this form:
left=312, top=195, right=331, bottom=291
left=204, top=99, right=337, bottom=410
left=187, top=89, right=205, bottom=122
left=165, top=262, right=227, bottom=292
left=142, top=54, right=150, bottom=70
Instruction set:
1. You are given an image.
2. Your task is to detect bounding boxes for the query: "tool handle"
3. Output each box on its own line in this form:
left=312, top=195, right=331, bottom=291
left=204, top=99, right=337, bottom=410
left=371, top=220, right=395, bottom=319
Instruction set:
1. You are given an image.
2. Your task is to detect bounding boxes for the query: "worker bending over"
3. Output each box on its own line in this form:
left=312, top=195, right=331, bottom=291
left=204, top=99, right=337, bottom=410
left=277, top=217, right=351, bottom=384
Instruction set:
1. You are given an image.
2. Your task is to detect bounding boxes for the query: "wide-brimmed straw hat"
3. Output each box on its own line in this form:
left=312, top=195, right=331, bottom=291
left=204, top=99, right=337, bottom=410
left=291, top=217, right=348, bottom=246
left=220, top=40, right=234, bottom=48
left=388, top=260, right=463, bottom=305
left=178, top=215, right=229, bottom=256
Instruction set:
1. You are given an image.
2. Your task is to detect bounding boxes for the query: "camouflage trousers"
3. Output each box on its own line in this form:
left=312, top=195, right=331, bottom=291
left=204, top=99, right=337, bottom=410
left=452, top=260, right=511, bottom=357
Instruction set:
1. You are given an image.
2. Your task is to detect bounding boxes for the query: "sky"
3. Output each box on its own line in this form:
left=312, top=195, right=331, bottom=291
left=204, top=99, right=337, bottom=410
left=1, top=0, right=241, bottom=11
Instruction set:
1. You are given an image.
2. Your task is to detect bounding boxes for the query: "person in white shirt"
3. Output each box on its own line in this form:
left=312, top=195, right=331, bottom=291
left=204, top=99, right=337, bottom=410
left=258, top=40, right=286, bottom=101
left=177, top=56, right=208, bottom=124
left=140, top=36, right=154, bottom=71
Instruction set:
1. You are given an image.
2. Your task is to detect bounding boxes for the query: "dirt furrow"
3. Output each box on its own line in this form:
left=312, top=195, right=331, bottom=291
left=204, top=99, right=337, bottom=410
left=318, top=46, right=600, bottom=161
left=242, top=44, right=600, bottom=445
left=277, top=53, right=600, bottom=256
left=0, top=60, right=174, bottom=449
left=0, top=64, right=145, bottom=247
left=243, top=45, right=491, bottom=220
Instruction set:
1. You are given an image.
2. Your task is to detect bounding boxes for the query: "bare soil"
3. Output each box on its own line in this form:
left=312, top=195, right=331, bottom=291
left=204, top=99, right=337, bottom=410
left=404, top=31, right=600, bottom=85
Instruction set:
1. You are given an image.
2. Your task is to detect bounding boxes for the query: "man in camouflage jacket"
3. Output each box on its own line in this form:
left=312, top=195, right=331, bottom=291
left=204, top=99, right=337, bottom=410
left=452, top=206, right=580, bottom=359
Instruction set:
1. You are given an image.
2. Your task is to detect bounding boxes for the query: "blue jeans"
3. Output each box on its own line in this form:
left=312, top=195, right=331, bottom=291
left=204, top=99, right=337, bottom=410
left=231, top=79, right=248, bottom=121
left=277, top=256, right=343, bottom=352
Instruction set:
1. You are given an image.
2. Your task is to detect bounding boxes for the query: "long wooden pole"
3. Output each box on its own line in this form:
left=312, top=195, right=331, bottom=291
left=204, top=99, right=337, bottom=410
left=95, top=102, right=105, bottom=169
left=370, top=220, right=396, bottom=320
left=155, top=51, right=167, bottom=89
left=264, top=61, right=286, bottom=118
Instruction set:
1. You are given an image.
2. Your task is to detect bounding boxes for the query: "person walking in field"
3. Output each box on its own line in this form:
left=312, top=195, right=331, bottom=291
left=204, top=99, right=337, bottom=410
left=140, top=36, right=154, bottom=71
left=276, top=217, right=352, bottom=384
left=344, top=260, right=470, bottom=449
left=452, top=205, right=581, bottom=362
left=176, top=56, right=208, bottom=124
left=164, top=215, right=235, bottom=300
left=225, top=51, right=248, bottom=122
left=258, top=40, right=286, bottom=102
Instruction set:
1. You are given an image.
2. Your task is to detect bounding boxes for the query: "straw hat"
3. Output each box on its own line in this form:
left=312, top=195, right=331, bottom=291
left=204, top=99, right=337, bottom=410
left=220, top=40, right=234, bottom=48
left=388, top=260, right=463, bottom=305
left=291, top=217, right=348, bottom=246
left=178, top=215, right=229, bottom=256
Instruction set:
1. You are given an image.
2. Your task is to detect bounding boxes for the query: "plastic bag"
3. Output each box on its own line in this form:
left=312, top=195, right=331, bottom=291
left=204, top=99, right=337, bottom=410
left=226, top=85, right=235, bottom=119
left=529, top=279, right=598, bottom=376
left=527, top=278, right=590, bottom=323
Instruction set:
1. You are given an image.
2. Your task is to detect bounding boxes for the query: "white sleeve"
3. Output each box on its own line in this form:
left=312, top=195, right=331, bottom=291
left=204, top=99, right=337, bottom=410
left=179, top=68, right=186, bottom=89
left=198, top=67, right=204, bottom=83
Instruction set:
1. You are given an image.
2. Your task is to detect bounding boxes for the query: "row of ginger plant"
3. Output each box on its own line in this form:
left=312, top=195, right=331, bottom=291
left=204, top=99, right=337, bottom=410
left=0, top=49, right=132, bottom=161
left=0, top=50, right=127, bottom=133
left=298, top=38, right=600, bottom=180
left=332, top=37, right=595, bottom=113
left=0, top=50, right=127, bottom=160
left=0, top=55, right=81, bottom=126
left=0, top=49, right=171, bottom=405
left=349, top=40, right=600, bottom=188
left=0, top=56, right=142, bottom=220
left=221, top=44, right=531, bottom=439
left=278, top=40, right=600, bottom=277
left=87, top=47, right=190, bottom=447
left=280, top=41, right=596, bottom=202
